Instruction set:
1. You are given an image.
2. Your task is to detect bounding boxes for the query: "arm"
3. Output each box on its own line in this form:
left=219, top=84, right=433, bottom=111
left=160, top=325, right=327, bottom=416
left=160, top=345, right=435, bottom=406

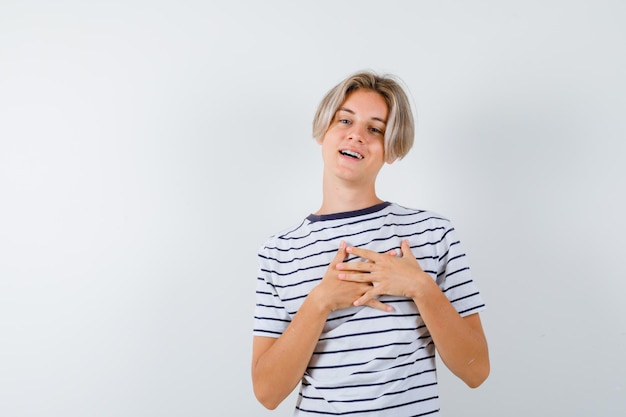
left=405, top=281, right=489, bottom=388
left=251, top=292, right=330, bottom=410
left=337, top=240, right=490, bottom=387
left=251, top=242, right=392, bottom=410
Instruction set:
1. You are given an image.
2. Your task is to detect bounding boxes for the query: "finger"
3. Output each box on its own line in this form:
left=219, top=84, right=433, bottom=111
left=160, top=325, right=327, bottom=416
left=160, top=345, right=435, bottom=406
left=331, top=241, right=348, bottom=266
left=385, top=249, right=398, bottom=257
left=354, top=290, right=392, bottom=311
left=363, top=298, right=394, bottom=312
left=345, top=245, right=382, bottom=263
left=400, top=240, right=424, bottom=272
left=400, top=240, right=416, bottom=260
left=337, top=272, right=373, bottom=282
left=336, top=261, right=373, bottom=273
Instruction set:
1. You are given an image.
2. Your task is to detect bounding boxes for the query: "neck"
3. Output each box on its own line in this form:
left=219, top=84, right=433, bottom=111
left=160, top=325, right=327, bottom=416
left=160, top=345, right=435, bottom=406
left=315, top=175, right=383, bottom=215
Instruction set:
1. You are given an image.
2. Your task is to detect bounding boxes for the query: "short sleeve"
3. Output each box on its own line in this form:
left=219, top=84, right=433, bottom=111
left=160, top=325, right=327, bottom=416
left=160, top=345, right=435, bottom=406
left=252, top=245, right=292, bottom=338
left=436, top=222, right=486, bottom=317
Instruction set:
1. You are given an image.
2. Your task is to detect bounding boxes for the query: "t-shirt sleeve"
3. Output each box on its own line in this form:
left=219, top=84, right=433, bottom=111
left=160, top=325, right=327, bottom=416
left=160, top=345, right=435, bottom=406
left=436, top=221, right=486, bottom=317
left=252, top=244, right=292, bottom=338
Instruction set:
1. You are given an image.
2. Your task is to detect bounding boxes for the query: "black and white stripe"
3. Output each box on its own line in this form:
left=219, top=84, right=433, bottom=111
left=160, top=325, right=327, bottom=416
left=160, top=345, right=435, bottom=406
left=253, top=202, right=485, bottom=416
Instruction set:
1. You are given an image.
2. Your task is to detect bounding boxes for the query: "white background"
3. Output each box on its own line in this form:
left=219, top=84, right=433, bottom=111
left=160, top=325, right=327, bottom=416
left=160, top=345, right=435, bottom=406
left=1, top=1, right=625, bottom=416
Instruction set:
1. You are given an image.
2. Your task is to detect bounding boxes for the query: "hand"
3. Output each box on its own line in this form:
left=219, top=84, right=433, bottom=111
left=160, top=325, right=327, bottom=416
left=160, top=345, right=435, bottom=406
left=336, top=240, right=431, bottom=307
left=313, top=241, right=393, bottom=313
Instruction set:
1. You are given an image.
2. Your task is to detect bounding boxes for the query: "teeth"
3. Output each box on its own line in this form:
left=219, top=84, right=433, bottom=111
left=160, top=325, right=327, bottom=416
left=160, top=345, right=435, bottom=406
left=340, top=150, right=364, bottom=160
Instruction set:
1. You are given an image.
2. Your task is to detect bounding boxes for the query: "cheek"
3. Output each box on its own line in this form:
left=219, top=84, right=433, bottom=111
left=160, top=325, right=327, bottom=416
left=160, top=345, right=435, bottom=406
left=320, top=130, right=340, bottom=149
left=320, top=138, right=337, bottom=159
left=372, top=139, right=386, bottom=156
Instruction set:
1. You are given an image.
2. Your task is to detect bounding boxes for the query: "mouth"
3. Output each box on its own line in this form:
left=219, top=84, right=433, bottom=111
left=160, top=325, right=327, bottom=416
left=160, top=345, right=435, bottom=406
left=339, top=149, right=364, bottom=160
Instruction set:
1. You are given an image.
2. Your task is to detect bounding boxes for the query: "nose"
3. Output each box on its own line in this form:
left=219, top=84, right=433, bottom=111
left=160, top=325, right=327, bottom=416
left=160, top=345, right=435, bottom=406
left=347, top=123, right=367, bottom=143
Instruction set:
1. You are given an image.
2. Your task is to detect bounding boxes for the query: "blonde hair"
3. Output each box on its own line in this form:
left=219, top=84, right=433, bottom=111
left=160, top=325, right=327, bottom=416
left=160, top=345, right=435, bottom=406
left=312, top=71, right=415, bottom=162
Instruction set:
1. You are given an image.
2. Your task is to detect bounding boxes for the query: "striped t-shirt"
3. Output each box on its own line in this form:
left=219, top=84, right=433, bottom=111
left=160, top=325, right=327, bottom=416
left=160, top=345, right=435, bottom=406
left=253, top=202, right=485, bottom=416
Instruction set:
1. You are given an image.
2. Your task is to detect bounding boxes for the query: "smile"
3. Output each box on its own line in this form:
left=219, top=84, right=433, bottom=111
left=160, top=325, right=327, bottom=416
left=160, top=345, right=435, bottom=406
left=339, top=150, right=364, bottom=160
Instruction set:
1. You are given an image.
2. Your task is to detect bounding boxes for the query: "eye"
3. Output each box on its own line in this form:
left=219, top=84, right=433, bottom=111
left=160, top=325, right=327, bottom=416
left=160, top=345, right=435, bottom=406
left=339, top=119, right=351, bottom=125
left=370, top=127, right=384, bottom=135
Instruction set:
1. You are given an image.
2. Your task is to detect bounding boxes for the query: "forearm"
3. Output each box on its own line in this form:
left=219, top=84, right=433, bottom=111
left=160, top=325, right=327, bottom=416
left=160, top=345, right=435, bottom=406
left=252, top=289, right=330, bottom=409
left=412, top=279, right=489, bottom=388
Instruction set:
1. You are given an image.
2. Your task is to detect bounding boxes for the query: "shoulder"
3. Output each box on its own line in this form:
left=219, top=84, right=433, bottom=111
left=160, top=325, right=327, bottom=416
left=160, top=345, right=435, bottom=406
left=258, top=216, right=313, bottom=254
left=386, top=202, right=453, bottom=227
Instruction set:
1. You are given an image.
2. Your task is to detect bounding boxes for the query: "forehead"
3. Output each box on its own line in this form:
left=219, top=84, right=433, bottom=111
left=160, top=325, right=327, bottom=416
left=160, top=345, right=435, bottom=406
left=338, top=89, right=389, bottom=120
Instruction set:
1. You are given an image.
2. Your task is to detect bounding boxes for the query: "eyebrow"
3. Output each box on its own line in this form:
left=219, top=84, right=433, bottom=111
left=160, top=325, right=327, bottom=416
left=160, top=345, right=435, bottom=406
left=337, top=107, right=387, bottom=124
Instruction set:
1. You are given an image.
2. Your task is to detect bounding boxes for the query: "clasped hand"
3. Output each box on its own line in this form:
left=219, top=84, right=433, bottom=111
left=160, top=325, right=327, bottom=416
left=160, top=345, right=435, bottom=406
left=337, top=239, right=428, bottom=309
left=317, top=240, right=429, bottom=313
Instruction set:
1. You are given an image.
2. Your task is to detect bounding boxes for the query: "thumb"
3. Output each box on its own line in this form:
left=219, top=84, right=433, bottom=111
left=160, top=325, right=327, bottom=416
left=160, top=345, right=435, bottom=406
left=400, top=240, right=415, bottom=259
left=331, top=241, right=348, bottom=265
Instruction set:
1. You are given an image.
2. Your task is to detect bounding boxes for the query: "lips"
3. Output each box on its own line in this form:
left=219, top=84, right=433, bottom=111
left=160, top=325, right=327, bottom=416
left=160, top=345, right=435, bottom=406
left=339, top=149, right=364, bottom=160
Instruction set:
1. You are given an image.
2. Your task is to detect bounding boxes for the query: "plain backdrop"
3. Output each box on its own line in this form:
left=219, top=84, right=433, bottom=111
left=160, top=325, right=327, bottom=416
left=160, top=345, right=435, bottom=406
left=1, top=1, right=625, bottom=416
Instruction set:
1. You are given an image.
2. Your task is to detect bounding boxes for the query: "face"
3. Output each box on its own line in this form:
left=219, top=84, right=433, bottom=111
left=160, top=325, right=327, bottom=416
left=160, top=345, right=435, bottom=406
left=319, top=89, right=389, bottom=186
